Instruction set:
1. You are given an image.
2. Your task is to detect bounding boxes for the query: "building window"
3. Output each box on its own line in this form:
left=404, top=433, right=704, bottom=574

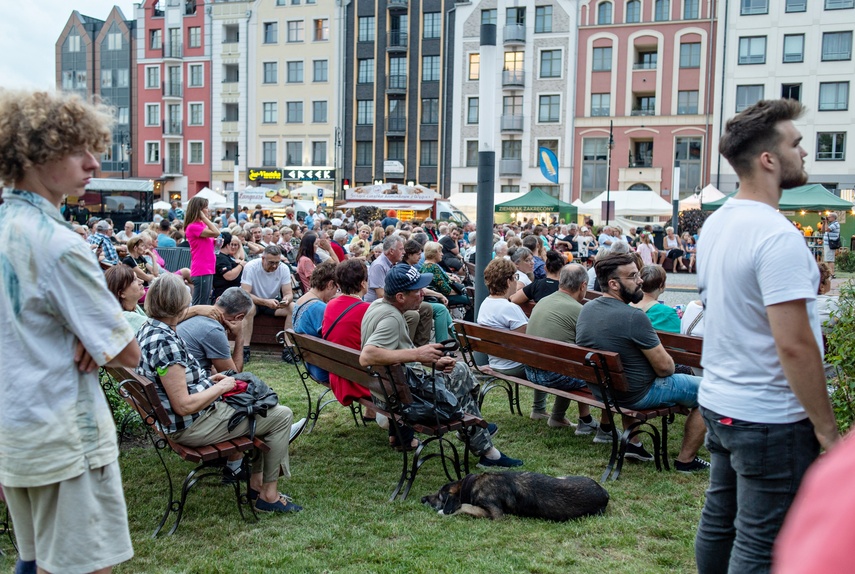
left=481, top=9, right=497, bottom=25
left=262, top=142, right=277, bottom=166
left=467, top=97, right=479, bottom=124
left=538, top=95, right=561, bottom=123
left=461, top=185, right=477, bottom=193
left=356, top=141, right=372, bottom=166
left=741, top=0, right=768, bottom=14
left=188, top=142, right=203, bottom=164
left=736, top=85, right=764, bottom=112
left=115, top=106, right=128, bottom=126
left=782, top=83, right=802, bottom=101
left=67, top=33, right=81, bottom=52
left=358, top=17, right=375, bottom=42
left=101, top=69, right=114, bottom=89
left=388, top=140, right=405, bottom=161
left=684, top=0, right=699, bottom=18
left=422, top=98, right=439, bottom=125
left=822, top=31, right=853, bottom=60
left=113, top=69, right=128, bottom=88
left=597, top=1, right=613, bottom=24
left=535, top=6, right=553, bottom=32
left=263, top=62, right=278, bottom=84
left=263, top=22, right=278, bottom=44
left=637, top=50, right=657, bottom=69
left=312, top=141, right=327, bottom=165
left=188, top=103, right=203, bottom=125
left=188, top=26, right=200, bottom=48
left=819, top=82, right=850, bottom=111
left=626, top=0, right=641, bottom=22
left=263, top=102, right=277, bottom=124
left=582, top=138, right=608, bottom=201
left=539, top=139, right=559, bottom=157
left=424, top=12, right=441, bottom=39
left=786, top=0, right=807, bottom=10
left=826, top=0, right=855, bottom=9
left=357, top=100, right=373, bottom=125
left=591, top=93, right=611, bottom=116
left=635, top=95, right=656, bottom=114
left=507, top=7, right=526, bottom=25
left=146, top=66, right=160, bottom=88
left=502, top=140, right=522, bottom=160
left=468, top=53, right=480, bottom=80
left=61, top=71, right=73, bottom=90
left=503, top=95, right=523, bottom=116
left=817, top=132, right=846, bottom=160
left=783, top=34, right=805, bottom=63
left=286, top=142, right=303, bottom=166
left=358, top=59, right=374, bottom=83
left=738, top=36, right=767, bottom=65
left=107, top=32, right=122, bottom=50
left=466, top=141, right=479, bottom=167
left=287, top=61, right=303, bottom=83
left=313, top=19, right=329, bottom=41
left=150, top=29, right=162, bottom=50
left=680, top=43, right=701, bottom=68
left=592, top=47, right=612, bottom=71
left=75, top=71, right=87, bottom=89
left=184, top=64, right=201, bottom=87
left=313, top=59, right=328, bottom=82
left=678, top=90, right=699, bottom=114
left=145, top=142, right=160, bottom=164
left=501, top=185, right=520, bottom=194
left=313, top=100, right=328, bottom=123
left=145, top=103, right=160, bottom=126
left=224, top=103, right=239, bottom=122
left=286, top=102, right=303, bottom=123
left=655, top=0, right=670, bottom=20
left=422, top=56, right=440, bottom=81
left=675, top=137, right=702, bottom=197
left=421, top=141, right=438, bottom=167
left=540, top=50, right=562, bottom=78
left=287, top=20, right=304, bottom=42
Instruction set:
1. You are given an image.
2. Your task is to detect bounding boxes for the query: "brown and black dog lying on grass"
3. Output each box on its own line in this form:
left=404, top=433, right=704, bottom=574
left=422, top=472, right=609, bottom=521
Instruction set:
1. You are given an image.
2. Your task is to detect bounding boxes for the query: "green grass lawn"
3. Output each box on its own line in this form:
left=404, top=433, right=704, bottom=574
left=1, top=357, right=708, bottom=573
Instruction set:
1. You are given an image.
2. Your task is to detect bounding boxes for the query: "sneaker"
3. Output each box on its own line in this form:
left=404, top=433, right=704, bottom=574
left=547, top=417, right=578, bottom=429
left=281, top=347, right=298, bottom=364
left=289, top=418, right=307, bottom=442
left=675, top=456, right=710, bottom=473
left=530, top=410, right=550, bottom=421
left=624, top=441, right=654, bottom=462
left=243, top=346, right=251, bottom=364
left=575, top=418, right=600, bottom=436
left=477, top=451, right=524, bottom=469
left=592, top=427, right=617, bottom=444
left=255, top=494, right=303, bottom=513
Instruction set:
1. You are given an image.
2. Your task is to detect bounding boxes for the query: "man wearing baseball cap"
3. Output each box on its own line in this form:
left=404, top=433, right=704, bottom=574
left=360, top=264, right=523, bottom=468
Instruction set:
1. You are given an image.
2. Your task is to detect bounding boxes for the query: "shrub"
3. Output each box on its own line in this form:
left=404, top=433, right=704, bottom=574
left=824, top=282, right=855, bottom=433
left=665, top=209, right=712, bottom=237
left=834, top=248, right=855, bottom=273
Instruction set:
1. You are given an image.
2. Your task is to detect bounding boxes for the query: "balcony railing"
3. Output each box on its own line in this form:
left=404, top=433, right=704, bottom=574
left=500, top=114, right=524, bottom=131
left=633, top=61, right=657, bottom=70
left=630, top=108, right=656, bottom=116
left=164, top=42, right=183, bottom=58
left=163, top=121, right=183, bottom=135
left=503, top=24, right=526, bottom=44
left=387, top=74, right=407, bottom=91
left=163, top=160, right=182, bottom=175
left=386, top=115, right=407, bottom=134
left=502, top=69, right=525, bottom=87
left=388, top=0, right=408, bottom=8
left=163, top=83, right=183, bottom=97
left=388, top=30, right=408, bottom=50
left=499, top=158, right=522, bottom=176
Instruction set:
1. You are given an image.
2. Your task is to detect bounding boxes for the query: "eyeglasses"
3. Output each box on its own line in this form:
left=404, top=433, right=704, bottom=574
left=616, top=272, right=640, bottom=281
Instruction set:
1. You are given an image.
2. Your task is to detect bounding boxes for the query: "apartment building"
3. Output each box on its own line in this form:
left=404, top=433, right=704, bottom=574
left=342, top=0, right=457, bottom=193
left=574, top=0, right=717, bottom=202
left=56, top=8, right=136, bottom=179
left=135, top=0, right=212, bottom=202
left=711, top=0, right=855, bottom=193
left=449, top=0, right=578, bottom=203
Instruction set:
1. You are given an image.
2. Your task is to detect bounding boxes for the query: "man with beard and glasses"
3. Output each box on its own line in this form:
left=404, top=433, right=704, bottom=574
left=576, top=252, right=707, bottom=470
left=694, top=99, right=838, bottom=574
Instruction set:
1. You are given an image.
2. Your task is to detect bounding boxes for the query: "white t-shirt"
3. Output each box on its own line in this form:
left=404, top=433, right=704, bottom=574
left=476, top=297, right=528, bottom=371
left=577, top=235, right=594, bottom=257
left=680, top=301, right=705, bottom=337
left=516, top=270, right=532, bottom=287
left=240, top=257, right=292, bottom=299
left=697, top=198, right=821, bottom=423
left=587, top=266, right=597, bottom=290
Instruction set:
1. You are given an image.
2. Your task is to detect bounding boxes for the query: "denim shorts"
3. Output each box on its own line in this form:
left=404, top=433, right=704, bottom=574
left=628, top=373, right=700, bottom=410
left=524, top=367, right=588, bottom=392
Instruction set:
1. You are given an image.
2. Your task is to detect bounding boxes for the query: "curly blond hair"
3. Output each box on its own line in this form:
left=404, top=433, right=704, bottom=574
left=0, top=90, right=113, bottom=185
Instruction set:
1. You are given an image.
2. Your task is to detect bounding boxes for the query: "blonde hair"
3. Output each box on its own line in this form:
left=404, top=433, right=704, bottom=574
left=0, top=90, right=113, bottom=184
left=424, top=241, right=442, bottom=260
left=144, top=274, right=191, bottom=319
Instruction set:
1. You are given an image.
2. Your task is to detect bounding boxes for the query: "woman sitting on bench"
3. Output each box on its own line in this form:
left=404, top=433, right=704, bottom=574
left=136, top=274, right=302, bottom=514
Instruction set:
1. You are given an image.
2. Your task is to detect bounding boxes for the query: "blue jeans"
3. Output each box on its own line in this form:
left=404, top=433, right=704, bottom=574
left=695, top=408, right=820, bottom=574
left=525, top=367, right=586, bottom=417
left=626, top=373, right=700, bottom=410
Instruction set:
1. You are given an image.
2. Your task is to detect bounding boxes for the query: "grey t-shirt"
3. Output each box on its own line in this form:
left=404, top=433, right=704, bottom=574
left=365, top=254, right=393, bottom=303
left=361, top=299, right=413, bottom=351
left=176, top=316, right=231, bottom=376
left=526, top=290, right=582, bottom=344
left=575, top=296, right=660, bottom=405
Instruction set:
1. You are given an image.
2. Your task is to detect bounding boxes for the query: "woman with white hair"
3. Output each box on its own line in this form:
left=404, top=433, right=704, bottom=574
left=659, top=226, right=687, bottom=271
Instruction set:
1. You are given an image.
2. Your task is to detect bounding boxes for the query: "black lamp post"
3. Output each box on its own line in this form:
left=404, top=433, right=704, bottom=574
left=605, top=120, right=615, bottom=225
left=120, top=132, right=132, bottom=179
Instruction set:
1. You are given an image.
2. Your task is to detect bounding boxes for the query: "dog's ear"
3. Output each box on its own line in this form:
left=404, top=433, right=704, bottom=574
left=441, top=492, right=462, bottom=516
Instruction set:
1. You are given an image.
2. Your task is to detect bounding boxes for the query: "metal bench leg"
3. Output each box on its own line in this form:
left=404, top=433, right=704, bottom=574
left=660, top=415, right=673, bottom=471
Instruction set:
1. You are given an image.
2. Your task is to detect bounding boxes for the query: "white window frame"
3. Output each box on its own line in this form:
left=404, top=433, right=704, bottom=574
left=145, top=141, right=161, bottom=164
left=187, top=102, right=204, bottom=126
left=537, top=94, right=562, bottom=124
left=187, top=141, right=204, bottom=165
left=145, top=65, right=161, bottom=89
left=538, top=48, right=563, bottom=79
left=263, top=101, right=278, bottom=124
left=145, top=103, right=161, bottom=127
left=187, top=63, right=204, bottom=87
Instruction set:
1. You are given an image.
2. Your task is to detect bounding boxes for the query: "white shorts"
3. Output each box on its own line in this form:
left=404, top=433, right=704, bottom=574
left=3, top=460, right=133, bottom=573
left=823, top=243, right=837, bottom=262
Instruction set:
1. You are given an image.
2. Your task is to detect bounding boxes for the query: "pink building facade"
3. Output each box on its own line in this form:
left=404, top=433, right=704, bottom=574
left=135, top=0, right=212, bottom=202
left=573, top=0, right=717, bottom=203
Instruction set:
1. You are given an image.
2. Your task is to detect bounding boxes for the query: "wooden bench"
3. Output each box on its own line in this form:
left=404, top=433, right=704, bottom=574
left=286, top=329, right=487, bottom=501
left=454, top=321, right=691, bottom=481
left=102, top=366, right=271, bottom=537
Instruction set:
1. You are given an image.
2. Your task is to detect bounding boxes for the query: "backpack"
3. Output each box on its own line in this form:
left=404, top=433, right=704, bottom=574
left=221, top=371, right=279, bottom=440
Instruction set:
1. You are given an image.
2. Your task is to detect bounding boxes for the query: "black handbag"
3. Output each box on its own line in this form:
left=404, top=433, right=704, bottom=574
left=220, top=371, right=280, bottom=440
left=401, top=365, right=464, bottom=426
left=828, top=237, right=841, bottom=250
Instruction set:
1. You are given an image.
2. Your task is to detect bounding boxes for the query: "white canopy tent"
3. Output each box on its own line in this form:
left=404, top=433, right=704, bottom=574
left=678, top=184, right=724, bottom=210
left=192, top=187, right=229, bottom=208
left=573, top=190, right=674, bottom=225
left=152, top=200, right=172, bottom=211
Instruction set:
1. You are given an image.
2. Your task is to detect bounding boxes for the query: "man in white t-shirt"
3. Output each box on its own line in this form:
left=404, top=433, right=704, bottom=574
left=695, top=99, right=839, bottom=573
left=240, top=245, right=296, bottom=363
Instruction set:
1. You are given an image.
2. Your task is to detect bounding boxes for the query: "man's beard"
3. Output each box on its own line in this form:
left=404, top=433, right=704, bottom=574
left=619, top=281, right=644, bottom=304
left=780, top=160, right=808, bottom=190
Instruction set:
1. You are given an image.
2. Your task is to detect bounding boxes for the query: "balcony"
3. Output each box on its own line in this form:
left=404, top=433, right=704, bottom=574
left=163, top=121, right=183, bottom=136
left=164, top=42, right=183, bottom=59
left=163, top=83, right=183, bottom=98
left=222, top=82, right=239, bottom=95
left=387, top=74, right=407, bottom=93
left=632, top=62, right=657, bottom=70
left=387, top=30, right=408, bottom=51
left=502, top=69, right=525, bottom=88
left=503, top=24, right=526, bottom=45
left=386, top=115, right=407, bottom=135
left=163, top=160, right=182, bottom=176
left=387, top=0, right=407, bottom=8
left=500, top=114, right=524, bottom=131
left=221, top=121, right=238, bottom=136
left=499, top=158, right=522, bottom=176
left=630, top=108, right=656, bottom=116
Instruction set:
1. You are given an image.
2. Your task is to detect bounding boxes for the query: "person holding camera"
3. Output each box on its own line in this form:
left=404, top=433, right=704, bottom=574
left=821, top=212, right=840, bottom=276
left=240, top=245, right=296, bottom=363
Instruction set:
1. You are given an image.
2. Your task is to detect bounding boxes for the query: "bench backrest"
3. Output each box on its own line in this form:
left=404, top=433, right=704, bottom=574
left=104, top=366, right=172, bottom=430
left=453, top=321, right=628, bottom=391
left=656, top=331, right=703, bottom=369
left=156, top=247, right=191, bottom=272
left=584, top=289, right=603, bottom=302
